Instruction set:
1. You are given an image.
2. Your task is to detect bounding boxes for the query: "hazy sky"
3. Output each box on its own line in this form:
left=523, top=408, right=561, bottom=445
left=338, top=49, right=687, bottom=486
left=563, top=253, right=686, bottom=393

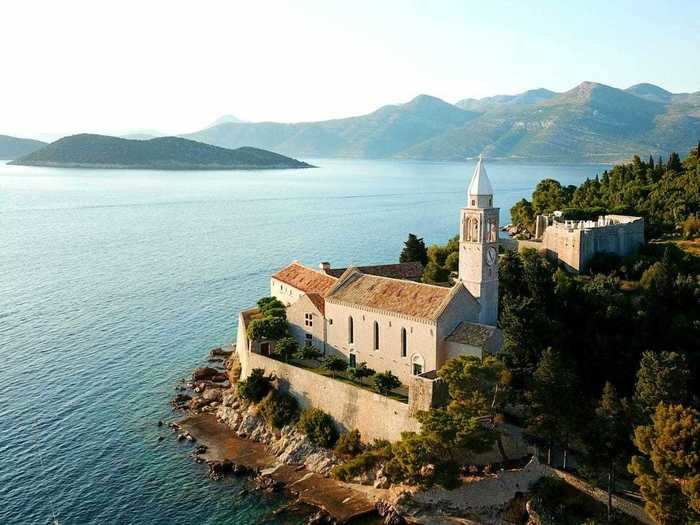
left=3, top=0, right=699, bottom=138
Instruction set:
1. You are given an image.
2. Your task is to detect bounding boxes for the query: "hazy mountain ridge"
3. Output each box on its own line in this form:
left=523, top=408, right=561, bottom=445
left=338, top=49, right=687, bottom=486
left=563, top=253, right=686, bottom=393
left=184, top=95, right=479, bottom=159
left=185, top=82, right=700, bottom=163
left=9, top=134, right=312, bottom=170
left=0, top=134, right=47, bottom=160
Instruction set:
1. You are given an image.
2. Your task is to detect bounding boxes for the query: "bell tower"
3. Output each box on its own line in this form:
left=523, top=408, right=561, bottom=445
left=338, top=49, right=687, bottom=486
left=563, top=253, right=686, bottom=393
left=458, top=155, right=499, bottom=326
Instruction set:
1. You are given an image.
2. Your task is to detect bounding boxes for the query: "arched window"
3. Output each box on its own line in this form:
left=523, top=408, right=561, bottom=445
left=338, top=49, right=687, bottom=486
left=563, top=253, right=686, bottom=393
left=373, top=321, right=380, bottom=350
left=412, top=354, right=425, bottom=376
left=400, top=328, right=407, bottom=357
left=348, top=316, right=354, bottom=344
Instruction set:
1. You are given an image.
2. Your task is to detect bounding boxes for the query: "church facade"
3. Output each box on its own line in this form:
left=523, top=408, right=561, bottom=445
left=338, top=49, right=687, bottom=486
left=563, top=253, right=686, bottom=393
left=259, top=157, right=502, bottom=384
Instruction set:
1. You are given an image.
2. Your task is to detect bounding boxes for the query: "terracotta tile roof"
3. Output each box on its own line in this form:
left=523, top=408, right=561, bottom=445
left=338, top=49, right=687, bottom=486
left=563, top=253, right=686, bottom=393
left=326, top=261, right=424, bottom=281
left=327, top=271, right=452, bottom=320
left=306, top=293, right=326, bottom=315
left=272, top=262, right=337, bottom=296
left=445, top=322, right=496, bottom=347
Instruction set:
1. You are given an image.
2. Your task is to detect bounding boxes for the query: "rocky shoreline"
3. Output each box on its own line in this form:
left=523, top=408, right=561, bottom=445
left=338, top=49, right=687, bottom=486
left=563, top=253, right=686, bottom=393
left=167, top=346, right=400, bottom=524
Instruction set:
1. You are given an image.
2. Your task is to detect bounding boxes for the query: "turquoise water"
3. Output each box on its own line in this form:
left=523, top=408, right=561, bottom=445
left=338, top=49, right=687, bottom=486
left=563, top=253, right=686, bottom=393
left=0, top=158, right=605, bottom=524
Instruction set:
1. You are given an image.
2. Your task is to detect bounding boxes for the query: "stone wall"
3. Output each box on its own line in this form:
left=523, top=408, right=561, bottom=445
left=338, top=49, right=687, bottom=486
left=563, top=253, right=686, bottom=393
left=243, top=349, right=421, bottom=442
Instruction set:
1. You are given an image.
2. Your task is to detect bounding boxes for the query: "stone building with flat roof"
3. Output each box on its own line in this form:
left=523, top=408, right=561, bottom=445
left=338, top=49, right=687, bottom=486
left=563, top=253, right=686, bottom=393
left=537, top=214, right=644, bottom=272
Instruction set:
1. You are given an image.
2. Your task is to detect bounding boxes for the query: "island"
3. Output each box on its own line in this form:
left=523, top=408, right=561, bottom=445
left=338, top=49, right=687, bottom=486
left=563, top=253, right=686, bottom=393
left=9, top=133, right=313, bottom=170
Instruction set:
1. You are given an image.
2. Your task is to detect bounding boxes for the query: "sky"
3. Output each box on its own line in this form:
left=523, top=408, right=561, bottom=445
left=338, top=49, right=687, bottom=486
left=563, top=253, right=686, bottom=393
left=2, top=0, right=700, bottom=139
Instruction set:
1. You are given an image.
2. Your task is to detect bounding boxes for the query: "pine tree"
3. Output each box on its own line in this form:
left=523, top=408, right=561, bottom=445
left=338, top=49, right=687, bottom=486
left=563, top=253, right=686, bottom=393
left=400, top=233, right=428, bottom=265
left=634, top=351, right=690, bottom=419
left=629, top=403, right=700, bottom=524
left=649, top=155, right=655, bottom=169
left=588, top=382, right=632, bottom=522
left=526, top=348, right=579, bottom=466
left=667, top=152, right=682, bottom=173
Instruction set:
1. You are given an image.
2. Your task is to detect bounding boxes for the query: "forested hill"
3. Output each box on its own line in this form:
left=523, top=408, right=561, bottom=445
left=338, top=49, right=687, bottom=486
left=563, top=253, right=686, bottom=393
left=510, top=145, right=700, bottom=237
left=9, top=134, right=312, bottom=170
left=0, top=134, right=46, bottom=160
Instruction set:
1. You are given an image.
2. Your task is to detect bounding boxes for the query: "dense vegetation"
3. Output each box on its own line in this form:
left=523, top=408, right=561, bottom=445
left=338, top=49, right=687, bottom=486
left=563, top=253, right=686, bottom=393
left=10, top=134, right=312, bottom=170
left=511, top=145, right=700, bottom=238
left=391, top=148, right=700, bottom=521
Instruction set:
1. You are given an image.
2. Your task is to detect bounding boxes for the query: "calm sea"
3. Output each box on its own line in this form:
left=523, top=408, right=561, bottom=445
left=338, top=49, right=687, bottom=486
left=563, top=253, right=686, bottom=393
left=0, top=158, right=606, bottom=524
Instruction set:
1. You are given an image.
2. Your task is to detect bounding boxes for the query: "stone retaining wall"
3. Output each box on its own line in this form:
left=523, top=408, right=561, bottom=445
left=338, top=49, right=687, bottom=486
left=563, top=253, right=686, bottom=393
left=245, top=350, right=420, bottom=442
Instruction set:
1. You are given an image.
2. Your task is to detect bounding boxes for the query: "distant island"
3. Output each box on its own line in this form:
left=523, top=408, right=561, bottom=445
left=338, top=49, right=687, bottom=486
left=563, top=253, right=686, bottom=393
left=0, top=134, right=47, bottom=160
left=9, top=134, right=313, bottom=170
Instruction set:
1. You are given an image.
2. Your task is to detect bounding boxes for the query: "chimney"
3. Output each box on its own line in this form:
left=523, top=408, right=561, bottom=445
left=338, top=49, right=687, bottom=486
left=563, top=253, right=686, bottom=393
left=319, top=261, right=331, bottom=273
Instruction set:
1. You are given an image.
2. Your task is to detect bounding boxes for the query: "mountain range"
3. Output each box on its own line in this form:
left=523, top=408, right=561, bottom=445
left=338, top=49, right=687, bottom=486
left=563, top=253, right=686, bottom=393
left=184, top=82, right=700, bottom=163
left=9, top=134, right=312, bottom=170
left=3, top=82, right=700, bottom=164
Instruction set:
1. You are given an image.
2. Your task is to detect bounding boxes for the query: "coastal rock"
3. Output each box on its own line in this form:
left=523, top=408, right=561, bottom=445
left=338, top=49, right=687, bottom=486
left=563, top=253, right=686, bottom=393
left=209, top=347, right=233, bottom=358
left=306, top=510, right=337, bottom=524
left=203, top=388, right=222, bottom=402
left=192, top=367, right=218, bottom=381
left=211, top=373, right=228, bottom=383
left=375, top=501, right=406, bottom=525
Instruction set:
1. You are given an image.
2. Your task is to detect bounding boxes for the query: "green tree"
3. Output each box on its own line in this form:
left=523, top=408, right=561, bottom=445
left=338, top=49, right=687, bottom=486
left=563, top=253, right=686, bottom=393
left=526, top=348, right=580, bottom=466
left=510, top=198, right=535, bottom=229
left=532, top=179, right=573, bottom=214
left=247, top=316, right=288, bottom=341
left=634, top=351, right=691, bottom=419
left=629, top=403, right=700, bottom=524
left=322, top=355, right=348, bottom=378
left=438, top=355, right=509, bottom=416
left=257, top=296, right=287, bottom=316
left=400, top=233, right=428, bottom=265
left=373, top=370, right=401, bottom=396
left=274, top=336, right=298, bottom=362
left=587, top=382, right=633, bottom=522
left=422, top=261, right=450, bottom=284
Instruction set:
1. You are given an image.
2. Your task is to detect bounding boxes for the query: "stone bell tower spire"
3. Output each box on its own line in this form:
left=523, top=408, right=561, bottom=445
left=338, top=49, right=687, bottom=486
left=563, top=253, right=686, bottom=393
left=458, top=155, right=499, bottom=326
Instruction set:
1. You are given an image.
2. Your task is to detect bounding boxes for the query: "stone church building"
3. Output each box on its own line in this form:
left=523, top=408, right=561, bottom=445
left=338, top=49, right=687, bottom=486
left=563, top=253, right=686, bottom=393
left=263, top=157, right=503, bottom=384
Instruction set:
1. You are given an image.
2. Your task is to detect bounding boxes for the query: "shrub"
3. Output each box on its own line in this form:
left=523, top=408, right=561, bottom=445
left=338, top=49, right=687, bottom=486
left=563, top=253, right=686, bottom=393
left=259, top=390, right=299, bottom=429
left=274, top=337, right=298, bottom=361
left=322, top=355, right=348, bottom=378
left=334, top=429, right=363, bottom=459
left=237, top=368, right=272, bottom=402
left=331, top=440, right=393, bottom=481
left=348, top=362, right=375, bottom=384
left=374, top=371, right=401, bottom=396
left=297, top=408, right=338, bottom=448
left=296, top=345, right=323, bottom=361
left=585, top=251, right=622, bottom=275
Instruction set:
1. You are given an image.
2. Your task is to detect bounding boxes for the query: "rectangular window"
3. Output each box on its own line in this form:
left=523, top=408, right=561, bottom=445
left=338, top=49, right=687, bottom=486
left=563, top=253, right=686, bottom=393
left=349, top=354, right=356, bottom=368
left=413, top=363, right=423, bottom=376
left=304, top=313, right=313, bottom=327
left=373, top=321, right=380, bottom=350
left=401, top=328, right=407, bottom=357
left=305, top=333, right=312, bottom=346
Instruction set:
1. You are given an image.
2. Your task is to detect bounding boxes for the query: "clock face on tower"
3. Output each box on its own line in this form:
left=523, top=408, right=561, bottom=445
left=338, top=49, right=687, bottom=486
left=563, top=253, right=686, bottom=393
left=486, top=246, right=497, bottom=266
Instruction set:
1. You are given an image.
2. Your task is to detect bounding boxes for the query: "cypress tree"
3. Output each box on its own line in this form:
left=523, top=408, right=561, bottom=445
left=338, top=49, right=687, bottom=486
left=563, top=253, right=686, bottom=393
left=400, top=233, right=428, bottom=265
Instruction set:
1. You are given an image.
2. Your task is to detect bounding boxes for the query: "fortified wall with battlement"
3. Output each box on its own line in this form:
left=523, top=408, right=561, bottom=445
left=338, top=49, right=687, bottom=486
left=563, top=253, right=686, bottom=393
left=506, top=214, right=645, bottom=272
